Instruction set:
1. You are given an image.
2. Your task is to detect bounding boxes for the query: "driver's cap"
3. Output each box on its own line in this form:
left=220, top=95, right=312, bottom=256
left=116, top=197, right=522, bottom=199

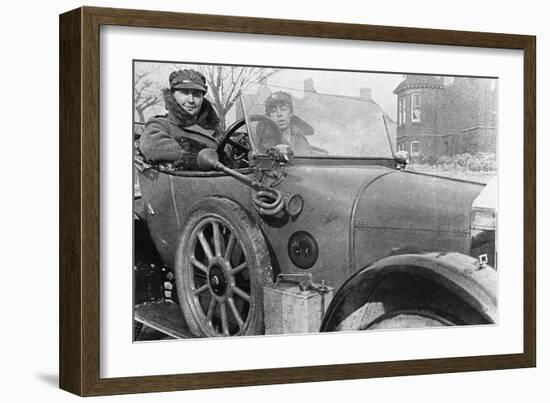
left=169, top=69, right=208, bottom=93
left=265, top=91, right=293, bottom=113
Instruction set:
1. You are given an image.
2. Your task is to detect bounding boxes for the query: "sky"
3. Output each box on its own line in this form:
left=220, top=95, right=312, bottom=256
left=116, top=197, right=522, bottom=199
left=134, top=61, right=404, bottom=122
left=268, top=69, right=404, bottom=120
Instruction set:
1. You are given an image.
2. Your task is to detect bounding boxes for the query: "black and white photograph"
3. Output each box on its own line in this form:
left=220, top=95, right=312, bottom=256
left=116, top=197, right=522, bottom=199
left=133, top=61, right=498, bottom=341
left=1, top=0, right=546, bottom=399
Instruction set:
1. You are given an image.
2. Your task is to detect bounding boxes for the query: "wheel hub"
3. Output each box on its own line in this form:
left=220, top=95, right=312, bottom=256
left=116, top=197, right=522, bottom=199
left=208, top=264, right=228, bottom=296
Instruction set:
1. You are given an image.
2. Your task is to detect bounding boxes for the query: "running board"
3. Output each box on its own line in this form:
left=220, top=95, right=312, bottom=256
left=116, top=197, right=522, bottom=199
left=134, top=301, right=196, bottom=339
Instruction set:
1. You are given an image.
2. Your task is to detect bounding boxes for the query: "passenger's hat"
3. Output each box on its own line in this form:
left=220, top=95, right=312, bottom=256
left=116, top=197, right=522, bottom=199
left=169, top=69, right=208, bottom=93
left=265, top=91, right=293, bottom=113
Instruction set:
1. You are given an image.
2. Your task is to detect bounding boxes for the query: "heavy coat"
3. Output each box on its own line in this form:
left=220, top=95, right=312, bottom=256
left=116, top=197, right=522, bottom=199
left=256, top=115, right=314, bottom=155
left=139, top=89, right=223, bottom=169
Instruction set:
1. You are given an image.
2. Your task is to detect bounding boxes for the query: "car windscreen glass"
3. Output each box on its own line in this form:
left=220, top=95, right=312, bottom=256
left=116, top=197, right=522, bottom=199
left=241, top=83, right=394, bottom=158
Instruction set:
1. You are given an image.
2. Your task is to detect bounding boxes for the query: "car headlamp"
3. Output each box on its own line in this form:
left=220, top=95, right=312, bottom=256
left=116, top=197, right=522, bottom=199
left=267, top=144, right=294, bottom=164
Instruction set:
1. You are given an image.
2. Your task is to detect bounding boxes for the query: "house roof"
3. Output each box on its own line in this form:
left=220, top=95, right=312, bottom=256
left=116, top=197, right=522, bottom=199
left=393, top=75, right=444, bottom=94
left=299, top=92, right=395, bottom=123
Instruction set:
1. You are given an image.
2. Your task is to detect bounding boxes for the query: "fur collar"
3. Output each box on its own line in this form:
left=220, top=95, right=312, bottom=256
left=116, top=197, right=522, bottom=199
left=162, top=88, right=220, bottom=130
left=291, top=115, right=314, bottom=136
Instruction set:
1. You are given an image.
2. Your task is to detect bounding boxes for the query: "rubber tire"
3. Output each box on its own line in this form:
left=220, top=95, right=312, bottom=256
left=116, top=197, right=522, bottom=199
left=331, top=270, right=493, bottom=332
left=174, top=197, right=274, bottom=337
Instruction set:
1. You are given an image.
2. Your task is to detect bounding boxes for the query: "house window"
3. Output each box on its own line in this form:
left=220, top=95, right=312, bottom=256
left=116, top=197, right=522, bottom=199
left=411, top=94, right=421, bottom=122
left=398, top=97, right=406, bottom=126
left=410, top=141, right=420, bottom=155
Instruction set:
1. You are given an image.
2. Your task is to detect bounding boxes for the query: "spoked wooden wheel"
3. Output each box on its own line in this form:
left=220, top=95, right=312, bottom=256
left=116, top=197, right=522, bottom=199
left=185, top=217, right=252, bottom=336
left=175, top=198, right=273, bottom=337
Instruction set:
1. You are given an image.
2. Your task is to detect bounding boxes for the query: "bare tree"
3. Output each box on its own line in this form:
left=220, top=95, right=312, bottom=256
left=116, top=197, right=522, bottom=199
left=134, top=66, right=163, bottom=123
left=173, top=64, right=278, bottom=129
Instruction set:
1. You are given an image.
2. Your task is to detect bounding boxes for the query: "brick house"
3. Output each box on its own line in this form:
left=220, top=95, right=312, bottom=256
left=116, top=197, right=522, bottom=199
left=393, top=75, right=497, bottom=162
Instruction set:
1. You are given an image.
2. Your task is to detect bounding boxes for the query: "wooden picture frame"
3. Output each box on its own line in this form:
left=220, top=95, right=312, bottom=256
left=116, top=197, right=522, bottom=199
left=59, top=6, right=536, bottom=396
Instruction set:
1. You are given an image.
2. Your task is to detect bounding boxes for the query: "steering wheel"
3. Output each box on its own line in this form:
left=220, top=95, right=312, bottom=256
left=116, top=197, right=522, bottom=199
left=217, top=118, right=251, bottom=167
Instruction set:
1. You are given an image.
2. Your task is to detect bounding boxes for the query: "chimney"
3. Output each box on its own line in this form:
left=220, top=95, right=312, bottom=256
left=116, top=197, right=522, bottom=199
left=360, top=87, right=372, bottom=101
left=304, top=78, right=316, bottom=93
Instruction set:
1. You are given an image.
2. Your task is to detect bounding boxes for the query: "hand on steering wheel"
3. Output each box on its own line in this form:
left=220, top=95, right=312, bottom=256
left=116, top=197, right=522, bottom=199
left=217, top=119, right=251, bottom=167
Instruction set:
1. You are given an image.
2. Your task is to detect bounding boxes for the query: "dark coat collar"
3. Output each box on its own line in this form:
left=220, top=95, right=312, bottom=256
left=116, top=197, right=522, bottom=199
left=290, top=115, right=314, bottom=136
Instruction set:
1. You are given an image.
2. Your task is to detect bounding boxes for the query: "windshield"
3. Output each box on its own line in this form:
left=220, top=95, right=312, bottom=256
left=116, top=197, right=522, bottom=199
left=240, top=83, right=394, bottom=158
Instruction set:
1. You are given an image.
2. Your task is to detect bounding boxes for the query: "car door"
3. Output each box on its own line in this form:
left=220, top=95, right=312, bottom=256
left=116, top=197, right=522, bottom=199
left=137, top=168, right=182, bottom=266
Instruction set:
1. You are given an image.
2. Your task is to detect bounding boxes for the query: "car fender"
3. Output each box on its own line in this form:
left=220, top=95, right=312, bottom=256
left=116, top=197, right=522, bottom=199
left=320, top=252, right=497, bottom=331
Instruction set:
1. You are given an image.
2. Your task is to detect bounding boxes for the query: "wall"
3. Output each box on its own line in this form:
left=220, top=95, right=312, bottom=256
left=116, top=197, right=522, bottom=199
left=397, top=77, right=498, bottom=158
left=1, top=1, right=546, bottom=402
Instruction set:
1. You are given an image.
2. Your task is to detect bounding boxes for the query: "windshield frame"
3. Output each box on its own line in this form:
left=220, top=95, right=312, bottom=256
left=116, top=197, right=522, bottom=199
left=239, top=86, right=396, bottom=160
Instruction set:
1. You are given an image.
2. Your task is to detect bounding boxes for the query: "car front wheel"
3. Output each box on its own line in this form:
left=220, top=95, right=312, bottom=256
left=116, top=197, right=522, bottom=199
left=175, top=197, right=273, bottom=337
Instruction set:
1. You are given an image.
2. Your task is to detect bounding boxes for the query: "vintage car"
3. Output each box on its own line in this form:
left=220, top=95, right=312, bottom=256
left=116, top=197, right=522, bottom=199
left=133, top=84, right=497, bottom=339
